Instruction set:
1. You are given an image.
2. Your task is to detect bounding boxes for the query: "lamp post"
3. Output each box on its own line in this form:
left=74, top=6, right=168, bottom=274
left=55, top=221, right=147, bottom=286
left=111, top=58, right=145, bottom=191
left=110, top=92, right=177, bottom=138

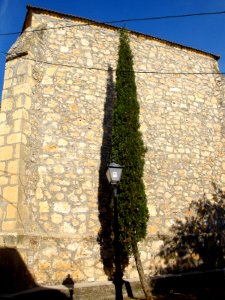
left=106, top=161, right=124, bottom=300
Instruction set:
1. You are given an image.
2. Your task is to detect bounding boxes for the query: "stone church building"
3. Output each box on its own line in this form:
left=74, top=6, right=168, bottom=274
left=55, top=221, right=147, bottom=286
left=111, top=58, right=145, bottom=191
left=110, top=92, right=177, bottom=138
left=0, top=6, right=224, bottom=287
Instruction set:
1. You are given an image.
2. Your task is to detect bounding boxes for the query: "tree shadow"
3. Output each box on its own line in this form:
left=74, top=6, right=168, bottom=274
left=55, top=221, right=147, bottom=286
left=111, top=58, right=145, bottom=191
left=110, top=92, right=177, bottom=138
left=0, top=247, right=69, bottom=299
left=97, top=65, right=115, bottom=279
left=157, top=183, right=225, bottom=274
left=97, top=65, right=129, bottom=282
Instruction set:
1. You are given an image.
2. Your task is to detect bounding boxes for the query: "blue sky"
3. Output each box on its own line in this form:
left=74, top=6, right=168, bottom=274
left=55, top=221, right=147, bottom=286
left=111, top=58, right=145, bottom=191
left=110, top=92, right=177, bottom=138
left=1, top=0, right=225, bottom=100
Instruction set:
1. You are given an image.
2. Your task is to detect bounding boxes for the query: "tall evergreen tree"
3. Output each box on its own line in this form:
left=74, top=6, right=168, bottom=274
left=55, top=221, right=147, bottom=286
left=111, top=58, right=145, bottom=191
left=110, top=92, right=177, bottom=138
left=111, top=29, right=152, bottom=299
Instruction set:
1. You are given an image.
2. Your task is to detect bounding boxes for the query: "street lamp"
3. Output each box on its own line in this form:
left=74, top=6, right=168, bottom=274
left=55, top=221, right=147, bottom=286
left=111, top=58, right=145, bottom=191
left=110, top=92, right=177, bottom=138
left=106, top=161, right=124, bottom=300
left=106, top=161, right=123, bottom=187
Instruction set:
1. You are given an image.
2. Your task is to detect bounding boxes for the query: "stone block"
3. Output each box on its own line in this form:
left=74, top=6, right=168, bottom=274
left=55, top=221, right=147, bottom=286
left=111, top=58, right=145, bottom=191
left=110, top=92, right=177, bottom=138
left=10, top=175, right=18, bottom=185
left=21, top=134, right=27, bottom=145
left=148, top=225, right=159, bottom=235
left=0, top=136, right=5, bottom=146
left=16, top=64, right=27, bottom=75
left=24, top=96, right=32, bottom=109
left=7, top=160, right=19, bottom=175
left=13, top=119, right=22, bottom=132
left=69, top=104, right=77, bottom=112
left=46, top=67, right=56, bottom=76
left=222, top=174, right=225, bottom=183
left=39, top=201, right=49, bottom=212
left=52, top=259, right=71, bottom=269
left=222, top=162, right=225, bottom=171
left=51, top=213, right=63, bottom=224
left=3, top=79, right=12, bottom=89
left=22, top=120, right=31, bottom=135
left=0, top=176, right=8, bottom=185
left=16, top=95, right=32, bottom=109
left=53, top=165, right=65, bottom=173
left=14, top=144, right=21, bottom=159
left=6, top=203, right=17, bottom=219
left=36, top=187, right=43, bottom=200
left=3, top=185, right=18, bottom=203
left=2, top=220, right=16, bottom=231
left=53, top=202, right=71, bottom=214
left=58, top=139, right=68, bottom=146
left=7, top=133, right=22, bottom=144
left=42, top=75, right=53, bottom=85
left=4, top=67, right=13, bottom=79
left=42, top=246, right=58, bottom=258
left=49, top=184, right=61, bottom=192
left=148, top=204, right=157, bottom=217
left=0, top=162, right=5, bottom=172
left=0, top=146, right=13, bottom=160
left=43, top=144, right=58, bottom=152
left=0, top=124, right=11, bottom=135
left=0, top=98, right=14, bottom=111
left=0, top=113, right=6, bottom=123
left=13, top=83, right=31, bottom=96
left=38, top=260, right=51, bottom=271
left=12, top=108, right=28, bottom=120
left=55, top=193, right=64, bottom=200
left=43, top=86, right=54, bottom=95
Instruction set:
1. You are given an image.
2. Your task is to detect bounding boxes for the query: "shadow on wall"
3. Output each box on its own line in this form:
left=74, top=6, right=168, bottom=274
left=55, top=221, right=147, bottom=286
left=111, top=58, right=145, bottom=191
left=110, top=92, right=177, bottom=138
left=0, top=247, right=35, bottom=293
left=157, top=183, right=225, bottom=274
left=97, top=65, right=130, bottom=284
left=0, top=248, right=70, bottom=299
left=97, top=65, right=115, bottom=279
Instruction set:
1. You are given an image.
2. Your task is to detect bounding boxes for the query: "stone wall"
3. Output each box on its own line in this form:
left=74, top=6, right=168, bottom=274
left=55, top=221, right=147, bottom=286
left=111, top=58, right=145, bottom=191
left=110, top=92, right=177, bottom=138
left=0, top=7, right=224, bottom=286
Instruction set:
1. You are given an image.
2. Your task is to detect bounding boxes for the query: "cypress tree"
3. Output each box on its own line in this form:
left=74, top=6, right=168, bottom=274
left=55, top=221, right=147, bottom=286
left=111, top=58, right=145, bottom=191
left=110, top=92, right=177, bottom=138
left=111, top=29, right=152, bottom=299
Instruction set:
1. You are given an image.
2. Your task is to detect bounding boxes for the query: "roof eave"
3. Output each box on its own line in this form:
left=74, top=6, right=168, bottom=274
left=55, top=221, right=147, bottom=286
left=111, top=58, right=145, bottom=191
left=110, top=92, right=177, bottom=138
left=22, top=5, right=220, bottom=61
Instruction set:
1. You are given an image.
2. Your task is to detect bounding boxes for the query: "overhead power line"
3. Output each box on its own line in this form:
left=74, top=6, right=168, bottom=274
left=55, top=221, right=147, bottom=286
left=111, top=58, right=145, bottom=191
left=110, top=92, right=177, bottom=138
left=0, top=51, right=223, bottom=75
left=107, top=10, right=225, bottom=23
left=0, top=10, right=225, bottom=36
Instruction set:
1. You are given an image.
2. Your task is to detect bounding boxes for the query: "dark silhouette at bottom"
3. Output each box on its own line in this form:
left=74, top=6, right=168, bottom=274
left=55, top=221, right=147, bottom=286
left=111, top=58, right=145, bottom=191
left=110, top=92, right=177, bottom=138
left=62, top=274, right=75, bottom=299
left=0, top=247, right=70, bottom=299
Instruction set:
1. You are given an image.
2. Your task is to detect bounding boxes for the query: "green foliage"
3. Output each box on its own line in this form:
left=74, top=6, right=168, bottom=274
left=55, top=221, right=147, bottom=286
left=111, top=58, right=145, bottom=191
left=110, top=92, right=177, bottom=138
left=158, top=183, right=225, bottom=274
left=111, top=29, right=149, bottom=256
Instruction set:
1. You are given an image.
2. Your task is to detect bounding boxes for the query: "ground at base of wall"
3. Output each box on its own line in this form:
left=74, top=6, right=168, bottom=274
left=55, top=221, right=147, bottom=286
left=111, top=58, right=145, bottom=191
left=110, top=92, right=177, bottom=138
left=0, top=287, right=225, bottom=300
left=1, top=269, right=225, bottom=299
left=152, top=288, right=225, bottom=300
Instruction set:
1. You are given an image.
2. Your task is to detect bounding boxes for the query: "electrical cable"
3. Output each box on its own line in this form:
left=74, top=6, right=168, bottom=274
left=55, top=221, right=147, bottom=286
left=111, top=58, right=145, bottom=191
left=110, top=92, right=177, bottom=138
left=0, top=10, right=225, bottom=36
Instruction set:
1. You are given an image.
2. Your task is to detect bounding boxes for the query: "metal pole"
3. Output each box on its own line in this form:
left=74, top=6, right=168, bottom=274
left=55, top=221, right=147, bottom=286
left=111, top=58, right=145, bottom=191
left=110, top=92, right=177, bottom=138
left=113, top=185, right=123, bottom=300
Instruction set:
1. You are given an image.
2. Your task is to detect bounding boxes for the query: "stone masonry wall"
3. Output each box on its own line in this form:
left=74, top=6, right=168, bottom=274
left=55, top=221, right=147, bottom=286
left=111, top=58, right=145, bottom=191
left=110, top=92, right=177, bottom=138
left=0, top=9, right=225, bottom=286
left=0, top=55, right=33, bottom=233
